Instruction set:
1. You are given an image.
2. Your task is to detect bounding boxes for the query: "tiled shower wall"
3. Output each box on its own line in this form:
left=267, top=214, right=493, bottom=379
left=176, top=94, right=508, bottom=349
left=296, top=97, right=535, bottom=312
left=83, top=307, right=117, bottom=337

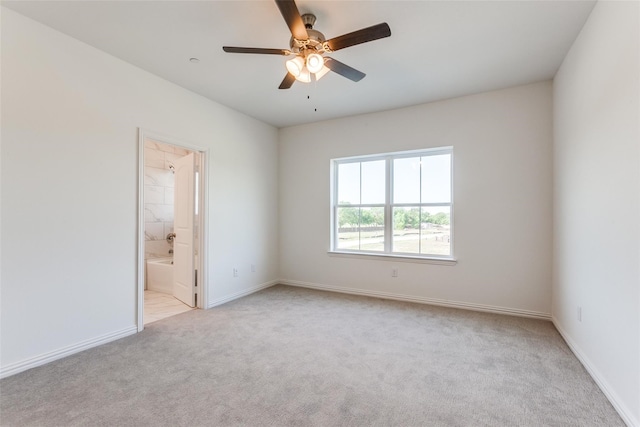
left=144, top=140, right=190, bottom=259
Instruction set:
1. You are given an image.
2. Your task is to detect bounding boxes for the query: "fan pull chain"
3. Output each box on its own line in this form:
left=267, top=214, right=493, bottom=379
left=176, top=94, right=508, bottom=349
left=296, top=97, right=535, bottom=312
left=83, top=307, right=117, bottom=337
left=307, top=78, right=319, bottom=112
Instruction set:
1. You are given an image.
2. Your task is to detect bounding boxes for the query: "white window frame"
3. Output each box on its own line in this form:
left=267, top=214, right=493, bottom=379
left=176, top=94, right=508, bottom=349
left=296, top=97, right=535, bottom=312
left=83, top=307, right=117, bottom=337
left=330, top=147, right=455, bottom=263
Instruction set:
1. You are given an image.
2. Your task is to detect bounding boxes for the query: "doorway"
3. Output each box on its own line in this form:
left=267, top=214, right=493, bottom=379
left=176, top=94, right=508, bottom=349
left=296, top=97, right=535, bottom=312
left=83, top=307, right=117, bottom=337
left=137, top=129, right=208, bottom=330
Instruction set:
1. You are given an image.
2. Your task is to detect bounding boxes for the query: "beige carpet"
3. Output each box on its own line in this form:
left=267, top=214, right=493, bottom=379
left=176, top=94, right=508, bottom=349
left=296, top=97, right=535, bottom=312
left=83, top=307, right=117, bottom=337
left=0, top=285, right=623, bottom=426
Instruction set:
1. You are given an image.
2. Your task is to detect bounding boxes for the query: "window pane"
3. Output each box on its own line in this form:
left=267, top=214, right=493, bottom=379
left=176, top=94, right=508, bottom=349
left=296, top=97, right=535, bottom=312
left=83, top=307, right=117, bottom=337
left=393, top=157, right=420, bottom=203
left=337, top=207, right=360, bottom=250
left=421, top=154, right=451, bottom=203
left=336, top=207, right=384, bottom=251
left=420, top=206, right=451, bottom=256
left=392, top=207, right=420, bottom=254
left=361, top=160, right=385, bottom=204
left=337, top=163, right=360, bottom=205
left=359, top=207, right=385, bottom=252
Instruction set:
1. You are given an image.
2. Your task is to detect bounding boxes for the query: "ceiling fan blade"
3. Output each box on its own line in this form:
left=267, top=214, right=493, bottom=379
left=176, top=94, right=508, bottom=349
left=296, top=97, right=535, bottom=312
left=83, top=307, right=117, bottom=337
left=325, top=58, right=366, bottom=82
left=279, top=72, right=296, bottom=89
left=223, top=46, right=290, bottom=55
left=275, top=0, right=309, bottom=41
left=325, top=23, right=391, bottom=52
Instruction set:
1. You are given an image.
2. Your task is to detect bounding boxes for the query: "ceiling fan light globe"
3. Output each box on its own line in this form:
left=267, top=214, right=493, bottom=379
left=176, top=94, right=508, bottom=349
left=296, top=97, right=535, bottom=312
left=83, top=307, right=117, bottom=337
left=306, top=53, right=324, bottom=74
left=294, top=67, right=312, bottom=83
left=315, top=65, right=330, bottom=81
left=285, top=56, right=305, bottom=77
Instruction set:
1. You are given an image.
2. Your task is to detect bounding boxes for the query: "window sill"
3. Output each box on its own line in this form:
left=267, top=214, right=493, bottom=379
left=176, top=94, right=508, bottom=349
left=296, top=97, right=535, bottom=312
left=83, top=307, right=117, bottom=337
left=327, top=251, right=457, bottom=265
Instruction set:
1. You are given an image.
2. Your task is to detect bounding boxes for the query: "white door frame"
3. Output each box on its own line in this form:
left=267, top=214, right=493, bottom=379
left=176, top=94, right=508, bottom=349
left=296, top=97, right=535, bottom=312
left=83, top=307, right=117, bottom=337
left=137, top=128, right=209, bottom=331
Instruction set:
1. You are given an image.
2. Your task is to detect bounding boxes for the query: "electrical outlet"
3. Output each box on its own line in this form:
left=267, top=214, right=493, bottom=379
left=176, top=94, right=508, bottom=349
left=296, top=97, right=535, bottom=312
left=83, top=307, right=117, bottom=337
left=577, top=306, right=582, bottom=322
left=251, top=264, right=256, bottom=273
left=391, top=268, right=398, bottom=278
left=233, top=268, right=239, bottom=278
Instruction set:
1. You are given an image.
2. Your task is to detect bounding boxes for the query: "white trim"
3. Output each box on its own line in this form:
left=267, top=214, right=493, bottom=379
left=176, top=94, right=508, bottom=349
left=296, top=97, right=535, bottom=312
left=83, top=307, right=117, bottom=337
left=333, top=146, right=453, bottom=164
left=552, top=317, right=639, bottom=427
left=198, top=148, right=210, bottom=310
left=0, top=326, right=137, bottom=379
left=329, top=159, right=337, bottom=250
left=207, top=280, right=279, bottom=308
left=137, top=128, right=210, bottom=332
left=137, top=131, right=145, bottom=331
left=328, top=251, right=457, bottom=265
left=140, top=128, right=210, bottom=153
left=279, top=279, right=551, bottom=320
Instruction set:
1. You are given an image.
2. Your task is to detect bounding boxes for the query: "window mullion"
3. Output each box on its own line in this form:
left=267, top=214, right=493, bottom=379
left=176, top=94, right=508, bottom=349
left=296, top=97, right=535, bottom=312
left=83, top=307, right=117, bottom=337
left=358, top=163, right=362, bottom=250
left=419, top=156, right=423, bottom=254
left=385, top=157, right=392, bottom=253
left=333, top=162, right=338, bottom=250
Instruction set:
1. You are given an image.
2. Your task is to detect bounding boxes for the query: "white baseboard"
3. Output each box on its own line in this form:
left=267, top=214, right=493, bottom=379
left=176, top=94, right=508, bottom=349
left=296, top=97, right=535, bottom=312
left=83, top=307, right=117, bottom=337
left=552, top=317, right=639, bottom=427
left=0, top=326, right=138, bottom=379
left=207, top=280, right=278, bottom=308
left=279, top=279, right=551, bottom=320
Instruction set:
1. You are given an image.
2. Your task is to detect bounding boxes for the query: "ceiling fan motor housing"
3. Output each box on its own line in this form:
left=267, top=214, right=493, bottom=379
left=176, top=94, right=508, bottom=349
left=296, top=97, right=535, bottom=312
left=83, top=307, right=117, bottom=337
left=289, top=14, right=326, bottom=55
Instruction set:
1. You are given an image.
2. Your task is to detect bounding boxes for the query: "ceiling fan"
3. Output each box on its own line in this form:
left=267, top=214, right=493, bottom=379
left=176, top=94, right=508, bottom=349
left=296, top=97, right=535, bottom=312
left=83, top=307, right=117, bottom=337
left=222, top=0, right=391, bottom=89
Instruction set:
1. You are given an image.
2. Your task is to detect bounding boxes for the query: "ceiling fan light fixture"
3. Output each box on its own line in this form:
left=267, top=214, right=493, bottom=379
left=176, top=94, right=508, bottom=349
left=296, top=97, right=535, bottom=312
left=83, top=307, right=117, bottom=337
left=285, top=56, right=305, bottom=77
left=306, top=53, right=324, bottom=74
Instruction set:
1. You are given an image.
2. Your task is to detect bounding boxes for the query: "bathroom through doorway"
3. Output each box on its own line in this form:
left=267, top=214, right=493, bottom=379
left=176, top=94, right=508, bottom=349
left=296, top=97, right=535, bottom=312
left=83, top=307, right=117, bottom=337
left=137, top=129, right=208, bottom=330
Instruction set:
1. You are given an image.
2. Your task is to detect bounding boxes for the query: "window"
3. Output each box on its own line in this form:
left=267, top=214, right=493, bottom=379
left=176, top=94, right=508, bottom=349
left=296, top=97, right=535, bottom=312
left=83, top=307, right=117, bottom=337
left=331, top=147, right=453, bottom=259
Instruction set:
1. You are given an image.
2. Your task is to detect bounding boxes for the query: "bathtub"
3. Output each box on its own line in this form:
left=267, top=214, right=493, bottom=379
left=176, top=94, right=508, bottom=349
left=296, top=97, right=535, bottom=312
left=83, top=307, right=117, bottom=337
left=146, top=257, right=174, bottom=294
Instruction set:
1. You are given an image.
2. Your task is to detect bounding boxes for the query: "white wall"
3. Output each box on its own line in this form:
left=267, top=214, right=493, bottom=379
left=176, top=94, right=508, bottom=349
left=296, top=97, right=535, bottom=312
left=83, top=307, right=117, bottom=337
left=279, top=81, right=553, bottom=317
left=0, top=8, right=279, bottom=375
left=553, top=1, right=639, bottom=425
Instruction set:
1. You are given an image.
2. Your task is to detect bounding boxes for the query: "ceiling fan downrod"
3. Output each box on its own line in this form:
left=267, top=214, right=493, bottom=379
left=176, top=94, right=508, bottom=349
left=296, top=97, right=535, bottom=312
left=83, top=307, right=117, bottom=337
left=301, top=13, right=316, bottom=29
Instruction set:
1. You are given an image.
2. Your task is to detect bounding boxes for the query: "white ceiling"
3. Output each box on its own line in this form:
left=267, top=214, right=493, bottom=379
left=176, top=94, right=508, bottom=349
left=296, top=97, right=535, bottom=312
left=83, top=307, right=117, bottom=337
left=3, top=0, right=596, bottom=128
